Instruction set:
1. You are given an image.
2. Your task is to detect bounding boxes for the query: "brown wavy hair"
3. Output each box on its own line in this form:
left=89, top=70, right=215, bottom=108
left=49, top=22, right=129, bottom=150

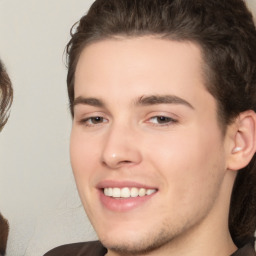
left=0, top=213, right=9, bottom=256
left=66, top=0, right=256, bottom=247
left=0, top=59, right=13, bottom=131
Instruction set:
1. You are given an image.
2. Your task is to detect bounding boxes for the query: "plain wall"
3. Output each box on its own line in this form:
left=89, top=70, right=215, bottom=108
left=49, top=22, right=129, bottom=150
left=0, top=1, right=255, bottom=256
left=0, top=1, right=97, bottom=255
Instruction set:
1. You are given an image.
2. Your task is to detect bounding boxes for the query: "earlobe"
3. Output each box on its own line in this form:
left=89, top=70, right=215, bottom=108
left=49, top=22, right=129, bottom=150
left=227, top=110, right=256, bottom=171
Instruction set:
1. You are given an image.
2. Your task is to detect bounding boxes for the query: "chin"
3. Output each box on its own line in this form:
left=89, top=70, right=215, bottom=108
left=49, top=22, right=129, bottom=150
left=99, top=228, right=174, bottom=255
left=96, top=221, right=179, bottom=255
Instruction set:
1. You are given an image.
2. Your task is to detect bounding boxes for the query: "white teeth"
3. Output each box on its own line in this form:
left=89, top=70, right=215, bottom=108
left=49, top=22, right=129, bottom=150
left=108, top=188, right=113, bottom=196
left=112, top=188, right=121, bottom=198
left=103, top=187, right=156, bottom=198
left=130, top=187, right=139, bottom=197
left=139, top=188, right=146, bottom=197
left=104, top=188, right=108, bottom=196
left=121, top=187, right=130, bottom=198
left=146, top=189, right=156, bottom=196
left=104, top=188, right=113, bottom=196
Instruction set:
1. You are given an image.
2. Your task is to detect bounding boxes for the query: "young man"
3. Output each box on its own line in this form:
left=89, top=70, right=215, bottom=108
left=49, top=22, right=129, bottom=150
left=45, top=0, right=256, bottom=255
left=0, top=59, right=13, bottom=256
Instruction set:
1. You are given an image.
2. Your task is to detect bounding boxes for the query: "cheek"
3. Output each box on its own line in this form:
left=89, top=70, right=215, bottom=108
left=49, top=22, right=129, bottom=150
left=69, top=130, right=100, bottom=215
left=70, top=129, right=98, bottom=185
left=147, top=133, right=225, bottom=224
left=144, top=126, right=225, bottom=195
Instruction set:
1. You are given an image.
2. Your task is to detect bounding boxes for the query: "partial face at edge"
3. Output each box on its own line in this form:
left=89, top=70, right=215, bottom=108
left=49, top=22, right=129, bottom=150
left=70, top=37, right=231, bottom=254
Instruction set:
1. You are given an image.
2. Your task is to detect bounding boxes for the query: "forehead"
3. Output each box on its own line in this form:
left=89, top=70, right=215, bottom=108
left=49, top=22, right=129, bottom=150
left=74, top=36, right=209, bottom=105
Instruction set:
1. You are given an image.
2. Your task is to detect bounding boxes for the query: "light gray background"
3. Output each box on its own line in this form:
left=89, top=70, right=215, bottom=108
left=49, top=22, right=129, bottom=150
left=0, top=1, right=255, bottom=256
left=0, top=1, right=97, bottom=255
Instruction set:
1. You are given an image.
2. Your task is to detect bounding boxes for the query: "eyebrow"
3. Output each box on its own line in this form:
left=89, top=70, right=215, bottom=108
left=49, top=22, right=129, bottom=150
left=73, top=94, right=194, bottom=109
left=136, top=95, right=194, bottom=109
left=73, top=96, right=105, bottom=108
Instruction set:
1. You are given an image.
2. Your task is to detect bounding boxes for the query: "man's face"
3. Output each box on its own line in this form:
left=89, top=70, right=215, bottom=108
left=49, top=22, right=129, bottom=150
left=71, top=37, right=230, bottom=254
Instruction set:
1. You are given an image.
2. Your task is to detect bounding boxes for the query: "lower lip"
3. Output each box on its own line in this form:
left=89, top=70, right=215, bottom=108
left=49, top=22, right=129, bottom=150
left=99, top=190, right=157, bottom=212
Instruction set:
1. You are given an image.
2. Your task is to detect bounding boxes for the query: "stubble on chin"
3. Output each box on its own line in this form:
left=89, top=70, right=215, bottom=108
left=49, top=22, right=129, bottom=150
left=100, top=200, right=217, bottom=256
left=100, top=220, right=187, bottom=256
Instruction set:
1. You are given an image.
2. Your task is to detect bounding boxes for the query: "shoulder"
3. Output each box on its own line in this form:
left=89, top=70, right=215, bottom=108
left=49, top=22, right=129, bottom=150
left=43, top=240, right=107, bottom=256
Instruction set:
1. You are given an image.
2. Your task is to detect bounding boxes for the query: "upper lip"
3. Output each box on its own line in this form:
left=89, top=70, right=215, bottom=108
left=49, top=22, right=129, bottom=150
left=96, top=180, right=158, bottom=190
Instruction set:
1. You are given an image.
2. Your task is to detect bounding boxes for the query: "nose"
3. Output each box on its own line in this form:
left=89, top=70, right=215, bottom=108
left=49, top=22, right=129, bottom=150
left=101, top=124, right=142, bottom=169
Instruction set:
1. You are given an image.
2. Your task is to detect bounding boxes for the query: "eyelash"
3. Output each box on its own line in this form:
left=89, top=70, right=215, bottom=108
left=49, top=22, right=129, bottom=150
left=78, top=115, right=177, bottom=127
left=147, top=116, right=178, bottom=126
left=79, top=116, right=108, bottom=127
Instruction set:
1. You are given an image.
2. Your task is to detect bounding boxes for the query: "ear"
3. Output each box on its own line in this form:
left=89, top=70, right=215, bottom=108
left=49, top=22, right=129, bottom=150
left=226, top=110, right=256, bottom=171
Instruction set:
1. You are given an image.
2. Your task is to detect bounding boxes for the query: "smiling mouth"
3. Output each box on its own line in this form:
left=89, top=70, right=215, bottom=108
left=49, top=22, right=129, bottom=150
left=103, top=187, right=157, bottom=198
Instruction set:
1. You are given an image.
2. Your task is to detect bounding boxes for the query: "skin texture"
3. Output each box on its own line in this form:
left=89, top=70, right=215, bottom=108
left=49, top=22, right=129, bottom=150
left=70, top=37, right=240, bottom=256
